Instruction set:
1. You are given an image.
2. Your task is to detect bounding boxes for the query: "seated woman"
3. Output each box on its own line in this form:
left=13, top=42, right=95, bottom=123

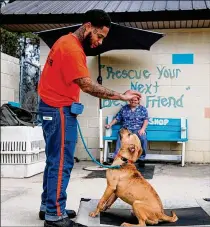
left=105, top=96, right=148, bottom=164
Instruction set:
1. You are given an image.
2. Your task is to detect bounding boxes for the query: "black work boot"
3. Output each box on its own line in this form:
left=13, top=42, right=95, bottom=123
left=39, top=210, right=76, bottom=220
left=44, top=217, right=87, bottom=227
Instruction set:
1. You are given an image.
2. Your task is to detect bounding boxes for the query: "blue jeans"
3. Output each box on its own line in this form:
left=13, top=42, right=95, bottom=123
left=39, top=100, right=77, bottom=221
left=113, top=130, right=147, bottom=160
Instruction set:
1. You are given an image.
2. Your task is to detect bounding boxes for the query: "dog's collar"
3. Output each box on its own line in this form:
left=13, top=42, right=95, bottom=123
left=116, top=153, right=134, bottom=164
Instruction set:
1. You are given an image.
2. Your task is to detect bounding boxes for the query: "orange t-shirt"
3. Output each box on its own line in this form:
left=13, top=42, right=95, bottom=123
left=38, top=33, right=90, bottom=107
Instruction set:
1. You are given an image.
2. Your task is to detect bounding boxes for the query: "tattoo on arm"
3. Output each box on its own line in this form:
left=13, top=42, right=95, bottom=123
left=74, top=77, right=122, bottom=100
left=93, top=28, right=98, bottom=34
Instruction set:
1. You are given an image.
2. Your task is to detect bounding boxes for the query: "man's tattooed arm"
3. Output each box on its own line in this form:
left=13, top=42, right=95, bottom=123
left=74, top=77, right=124, bottom=100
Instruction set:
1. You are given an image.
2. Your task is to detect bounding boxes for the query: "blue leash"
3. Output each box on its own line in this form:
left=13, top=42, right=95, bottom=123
left=77, top=119, right=120, bottom=169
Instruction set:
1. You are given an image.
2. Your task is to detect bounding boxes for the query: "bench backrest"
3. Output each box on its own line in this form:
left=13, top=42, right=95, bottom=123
left=105, top=115, right=188, bottom=142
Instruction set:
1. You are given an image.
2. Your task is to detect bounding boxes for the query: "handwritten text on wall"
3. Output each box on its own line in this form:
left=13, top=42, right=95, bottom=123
left=102, top=65, right=189, bottom=109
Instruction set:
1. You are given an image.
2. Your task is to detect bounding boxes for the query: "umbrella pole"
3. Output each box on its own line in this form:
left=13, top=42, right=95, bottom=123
left=97, top=54, right=104, bottom=164
left=83, top=55, right=106, bottom=172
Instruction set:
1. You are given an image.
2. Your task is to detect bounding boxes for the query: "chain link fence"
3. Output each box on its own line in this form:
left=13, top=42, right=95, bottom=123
left=20, top=60, right=40, bottom=112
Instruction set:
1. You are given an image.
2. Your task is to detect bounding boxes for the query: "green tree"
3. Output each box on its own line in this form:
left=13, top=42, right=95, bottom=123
left=0, top=28, right=39, bottom=58
left=0, top=0, right=40, bottom=58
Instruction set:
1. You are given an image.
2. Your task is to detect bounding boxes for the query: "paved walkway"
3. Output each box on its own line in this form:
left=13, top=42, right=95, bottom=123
left=1, top=162, right=210, bottom=226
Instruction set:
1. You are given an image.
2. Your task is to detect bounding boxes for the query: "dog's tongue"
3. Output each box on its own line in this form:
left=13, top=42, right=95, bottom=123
left=131, top=148, right=135, bottom=152
left=129, top=147, right=135, bottom=153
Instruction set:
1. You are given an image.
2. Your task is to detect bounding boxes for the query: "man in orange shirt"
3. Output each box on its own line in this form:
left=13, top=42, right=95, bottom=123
left=38, top=9, right=141, bottom=227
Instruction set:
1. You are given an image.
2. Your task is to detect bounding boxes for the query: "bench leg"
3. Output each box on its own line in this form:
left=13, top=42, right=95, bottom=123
left=181, top=142, right=186, bottom=167
left=104, top=141, right=108, bottom=163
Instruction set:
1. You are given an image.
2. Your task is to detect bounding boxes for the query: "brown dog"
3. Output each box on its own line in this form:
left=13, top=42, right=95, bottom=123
left=89, top=128, right=178, bottom=226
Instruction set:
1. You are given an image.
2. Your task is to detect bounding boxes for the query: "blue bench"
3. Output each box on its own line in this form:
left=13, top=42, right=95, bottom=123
left=103, top=116, right=188, bottom=167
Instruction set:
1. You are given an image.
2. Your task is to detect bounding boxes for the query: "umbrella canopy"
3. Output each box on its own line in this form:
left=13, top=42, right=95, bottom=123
left=37, top=22, right=164, bottom=56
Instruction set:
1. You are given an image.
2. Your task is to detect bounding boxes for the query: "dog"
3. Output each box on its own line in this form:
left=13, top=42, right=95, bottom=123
left=89, top=128, right=178, bottom=226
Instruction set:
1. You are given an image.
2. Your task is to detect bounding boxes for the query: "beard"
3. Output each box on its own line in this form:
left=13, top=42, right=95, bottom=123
left=82, top=32, right=92, bottom=50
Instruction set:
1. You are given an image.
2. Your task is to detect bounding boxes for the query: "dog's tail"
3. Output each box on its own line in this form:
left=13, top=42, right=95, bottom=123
left=160, top=210, right=178, bottom=223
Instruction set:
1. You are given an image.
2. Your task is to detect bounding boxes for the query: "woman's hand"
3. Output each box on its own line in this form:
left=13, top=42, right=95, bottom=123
left=138, top=128, right=146, bottom=136
left=105, top=124, right=111, bottom=129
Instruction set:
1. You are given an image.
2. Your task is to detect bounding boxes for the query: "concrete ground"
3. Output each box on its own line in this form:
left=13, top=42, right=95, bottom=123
left=1, top=161, right=210, bottom=226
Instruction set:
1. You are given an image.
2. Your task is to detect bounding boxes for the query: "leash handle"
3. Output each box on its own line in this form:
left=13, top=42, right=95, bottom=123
left=76, top=119, right=120, bottom=169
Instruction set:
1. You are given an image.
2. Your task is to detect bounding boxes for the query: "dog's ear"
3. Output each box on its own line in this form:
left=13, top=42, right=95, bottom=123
left=138, top=148, right=143, bottom=157
left=119, top=128, right=124, bottom=140
left=128, top=144, right=136, bottom=153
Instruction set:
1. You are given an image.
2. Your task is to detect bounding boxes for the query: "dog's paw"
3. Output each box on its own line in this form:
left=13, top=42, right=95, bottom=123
left=89, top=211, right=97, bottom=218
left=121, top=222, right=132, bottom=227
left=130, top=209, right=135, bottom=216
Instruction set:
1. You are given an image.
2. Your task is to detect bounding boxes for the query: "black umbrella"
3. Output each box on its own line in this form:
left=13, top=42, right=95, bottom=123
left=37, top=23, right=164, bottom=164
left=37, top=22, right=164, bottom=56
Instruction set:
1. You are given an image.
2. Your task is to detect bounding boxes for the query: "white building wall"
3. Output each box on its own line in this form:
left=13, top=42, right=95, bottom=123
left=1, top=52, right=20, bottom=105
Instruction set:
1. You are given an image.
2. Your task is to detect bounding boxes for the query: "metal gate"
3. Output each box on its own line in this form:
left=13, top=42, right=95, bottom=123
left=20, top=60, right=40, bottom=112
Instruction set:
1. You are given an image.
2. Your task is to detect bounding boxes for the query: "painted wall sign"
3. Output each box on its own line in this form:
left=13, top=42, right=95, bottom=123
left=101, top=64, right=190, bottom=109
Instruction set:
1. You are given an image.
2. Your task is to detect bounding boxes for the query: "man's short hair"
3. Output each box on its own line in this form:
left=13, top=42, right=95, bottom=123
left=83, top=9, right=111, bottom=28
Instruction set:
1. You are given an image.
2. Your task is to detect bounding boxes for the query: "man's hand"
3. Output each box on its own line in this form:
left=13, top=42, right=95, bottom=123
left=138, top=128, right=146, bottom=136
left=120, top=90, right=141, bottom=101
left=74, top=77, right=141, bottom=101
